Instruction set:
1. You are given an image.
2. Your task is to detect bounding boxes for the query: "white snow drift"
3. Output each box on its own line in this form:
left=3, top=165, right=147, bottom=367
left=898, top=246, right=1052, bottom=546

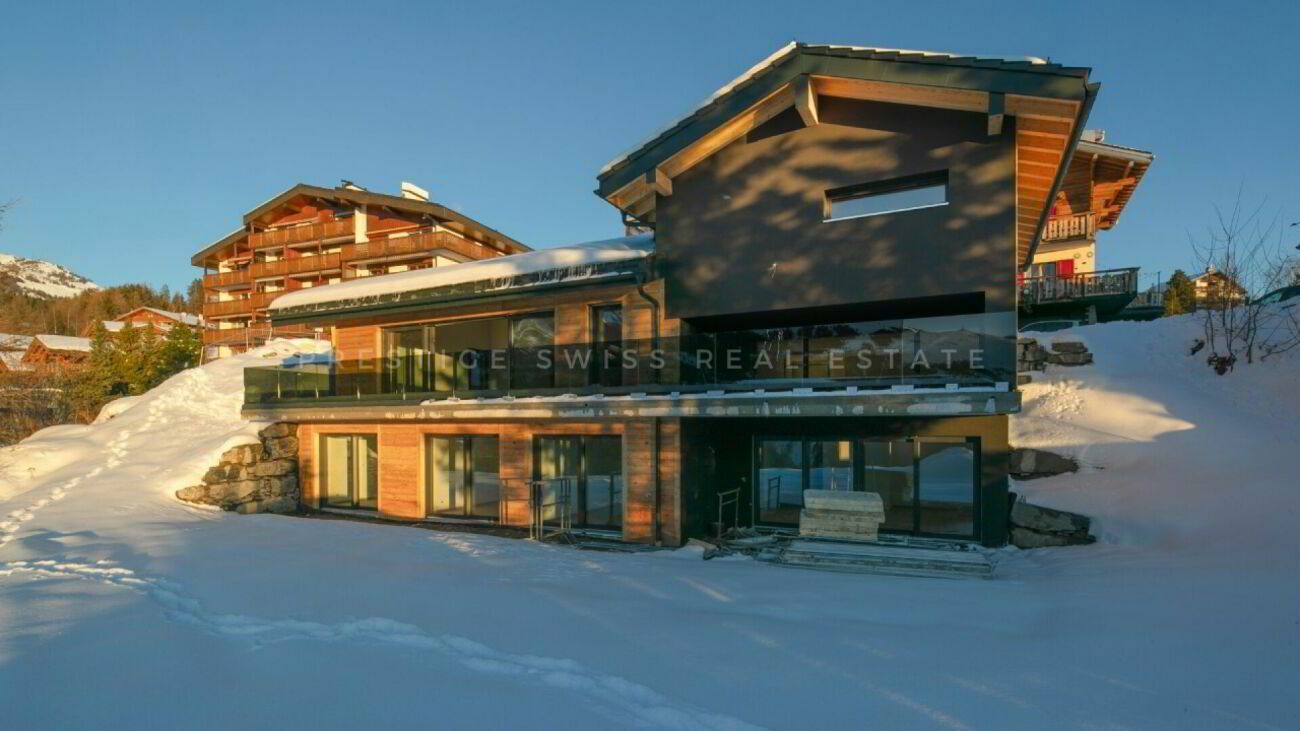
left=0, top=316, right=1297, bottom=730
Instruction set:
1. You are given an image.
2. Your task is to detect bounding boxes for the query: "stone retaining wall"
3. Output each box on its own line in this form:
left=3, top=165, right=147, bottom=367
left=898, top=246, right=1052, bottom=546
left=175, top=423, right=299, bottom=514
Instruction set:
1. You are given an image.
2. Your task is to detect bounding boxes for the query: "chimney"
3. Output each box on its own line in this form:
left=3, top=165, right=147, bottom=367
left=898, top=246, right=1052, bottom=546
left=400, top=181, right=430, bottom=202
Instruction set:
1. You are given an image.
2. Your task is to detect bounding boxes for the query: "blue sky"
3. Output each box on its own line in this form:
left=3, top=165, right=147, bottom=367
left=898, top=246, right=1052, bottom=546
left=1, top=0, right=1296, bottom=292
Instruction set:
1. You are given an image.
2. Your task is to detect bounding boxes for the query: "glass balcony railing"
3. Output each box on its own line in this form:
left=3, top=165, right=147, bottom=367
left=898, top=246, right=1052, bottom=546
left=244, top=312, right=1018, bottom=406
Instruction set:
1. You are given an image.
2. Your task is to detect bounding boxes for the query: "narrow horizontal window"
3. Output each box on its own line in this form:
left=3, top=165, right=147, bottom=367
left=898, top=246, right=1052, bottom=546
left=825, top=172, right=948, bottom=222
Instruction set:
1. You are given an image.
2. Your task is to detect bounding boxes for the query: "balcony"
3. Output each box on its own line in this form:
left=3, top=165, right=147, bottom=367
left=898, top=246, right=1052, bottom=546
left=202, top=269, right=251, bottom=290
left=203, top=291, right=277, bottom=318
left=250, top=252, right=343, bottom=279
left=243, top=313, right=1019, bottom=412
left=251, top=219, right=353, bottom=250
left=340, top=229, right=490, bottom=268
left=1019, top=267, right=1140, bottom=321
left=1042, top=213, right=1096, bottom=242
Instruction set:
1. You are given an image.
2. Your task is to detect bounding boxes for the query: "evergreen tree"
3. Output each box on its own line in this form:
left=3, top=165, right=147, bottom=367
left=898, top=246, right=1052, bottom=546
left=1163, top=270, right=1196, bottom=316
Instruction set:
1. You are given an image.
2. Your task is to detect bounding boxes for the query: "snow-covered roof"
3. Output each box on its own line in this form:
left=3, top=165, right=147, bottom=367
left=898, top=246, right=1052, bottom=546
left=600, top=42, right=1056, bottom=175
left=119, top=307, right=203, bottom=326
left=0, top=333, right=34, bottom=350
left=269, top=233, right=654, bottom=314
left=102, top=321, right=126, bottom=332
left=34, top=334, right=93, bottom=352
left=0, top=350, right=31, bottom=370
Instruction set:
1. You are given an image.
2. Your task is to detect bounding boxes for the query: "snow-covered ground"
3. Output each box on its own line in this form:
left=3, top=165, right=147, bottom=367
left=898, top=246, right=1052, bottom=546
left=0, top=318, right=1297, bottom=729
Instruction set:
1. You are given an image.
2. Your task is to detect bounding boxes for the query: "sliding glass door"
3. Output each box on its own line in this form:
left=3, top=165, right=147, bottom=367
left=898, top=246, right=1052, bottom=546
left=384, top=326, right=431, bottom=392
left=916, top=439, right=976, bottom=537
left=754, top=436, right=979, bottom=539
left=534, top=435, right=623, bottom=530
left=425, top=436, right=500, bottom=520
left=320, top=434, right=378, bottom=510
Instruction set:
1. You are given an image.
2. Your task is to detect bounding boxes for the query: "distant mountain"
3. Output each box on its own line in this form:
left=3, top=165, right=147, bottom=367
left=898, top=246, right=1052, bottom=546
left=0, top=252, right=99, bottom=299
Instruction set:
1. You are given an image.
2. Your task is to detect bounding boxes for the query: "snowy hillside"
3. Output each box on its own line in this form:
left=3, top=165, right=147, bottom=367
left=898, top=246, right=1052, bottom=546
left=0, top=319, right=1297, bottom=729
left=0, top=252, right=99, bottom=298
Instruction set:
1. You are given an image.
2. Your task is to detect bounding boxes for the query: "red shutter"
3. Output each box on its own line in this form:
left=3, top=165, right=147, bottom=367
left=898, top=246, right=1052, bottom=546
left=1056, top=259, right=1074, bottom=278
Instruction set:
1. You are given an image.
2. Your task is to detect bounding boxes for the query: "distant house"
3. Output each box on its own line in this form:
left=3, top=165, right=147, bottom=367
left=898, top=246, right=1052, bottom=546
left=1192, top=268, right=1248, bottom=308
left=0, top=333, right=35, bottom=373
left=84, top=307, right=204, bottom=337
left=22, top=334, right=93, bottom=369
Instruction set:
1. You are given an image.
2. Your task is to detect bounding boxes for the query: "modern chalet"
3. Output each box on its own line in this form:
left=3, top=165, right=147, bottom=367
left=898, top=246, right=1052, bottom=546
left=237, top=43, right=1125, bottom=548
left=191, top=182, right=529, bottom=359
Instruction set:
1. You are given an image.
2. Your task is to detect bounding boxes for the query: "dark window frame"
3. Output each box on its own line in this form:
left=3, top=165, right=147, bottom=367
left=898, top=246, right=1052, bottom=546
left=532, top=434, right=624, bottom=531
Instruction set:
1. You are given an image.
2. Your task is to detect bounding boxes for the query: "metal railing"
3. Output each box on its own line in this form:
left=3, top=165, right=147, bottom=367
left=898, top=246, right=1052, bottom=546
left=1019, top=267, right=1139, bottom=306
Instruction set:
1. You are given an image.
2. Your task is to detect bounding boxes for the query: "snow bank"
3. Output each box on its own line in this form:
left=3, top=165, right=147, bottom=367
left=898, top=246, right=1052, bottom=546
left=0, top=338, right=327, bottom=503
left=0, top=317, right=1297, bottom=729
left=269, top=233, right=653, bottom=311
left=1013, top=313, right=1300, bottom=548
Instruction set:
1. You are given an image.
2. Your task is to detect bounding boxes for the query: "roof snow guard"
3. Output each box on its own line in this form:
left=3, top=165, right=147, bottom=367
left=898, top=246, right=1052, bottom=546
left=596, top=42, right=1097, bottom=267
left=268, top=234, right=654, bottom=324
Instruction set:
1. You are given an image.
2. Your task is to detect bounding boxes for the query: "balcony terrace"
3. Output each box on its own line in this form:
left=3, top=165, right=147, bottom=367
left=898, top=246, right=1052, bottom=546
left=250, top=219, right=353, bottom=250
left=243, top=314, right=1019, bottom=418
left=1042, top=212, right=1096, bottom=242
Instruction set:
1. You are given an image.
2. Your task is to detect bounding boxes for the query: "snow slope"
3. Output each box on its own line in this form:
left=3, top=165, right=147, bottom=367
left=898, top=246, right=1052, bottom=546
left=0, top=319, right=1297, bottom=730
left=0, top=252, right=99, bottom=299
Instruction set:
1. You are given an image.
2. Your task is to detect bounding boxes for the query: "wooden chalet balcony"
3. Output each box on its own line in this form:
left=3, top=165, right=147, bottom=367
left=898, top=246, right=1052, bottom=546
left=202, top=269, right=251, bottom=289
left=340, top=229, right=491, bottom=265
left=250, top=219, right=353, bottom=250
left=203, top=291, right=277, bottom=318
left=250, top=253, right=343, bottom=279
left=1042, top=212, right=1096, bottom=242
left=1019, top=267, right=1139, bottom=307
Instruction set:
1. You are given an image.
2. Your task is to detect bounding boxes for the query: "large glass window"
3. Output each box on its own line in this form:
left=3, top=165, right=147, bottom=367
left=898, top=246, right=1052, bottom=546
left=509, top=312, right=555, bottom=390
left=426, top=436, right=500, bottom=520
left=825, top=172, right=948, bottom=221
left=757, top=439, right=803, bottom=526
left=591, top=304, right=623, bottom=387
left=384, top=326, right=431, bottom=392
left=754, top=436, right=979, bottom=539
left=917, top=439, right=976, bottom=537
left=534, top=435, right=623, bottom=530
left=861, top=439, right=916, bottom=533
left=320, top=434, right=378, bottom=510
left=433, top=318, right=509, bottom=392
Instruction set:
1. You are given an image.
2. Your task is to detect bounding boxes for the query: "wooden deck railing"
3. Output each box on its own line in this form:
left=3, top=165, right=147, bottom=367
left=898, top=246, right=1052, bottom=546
left=250, top=253, right=343, bottom=279
left=340, top=229, right=494, bottom=266
left=202, top=291, right=278, bottom=318
left=1019, top=267, right=1139, bottom=306
left=250, top=219, right=353, bottom=249
left=1042, top=213, right=1096, bottom=242
left=202, top=269, right=251, bottom=289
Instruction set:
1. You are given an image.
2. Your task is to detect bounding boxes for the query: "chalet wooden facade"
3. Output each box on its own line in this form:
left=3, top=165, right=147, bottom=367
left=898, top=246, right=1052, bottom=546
left=191, top=182, right=528, bottom=359
left=83, top=307, right=205, bottom=337
left=1020, top=131, right=1154, bottom=324
left=21, top=335, right=92, bottom=369
left=239, top=43, right=1113, bottom=548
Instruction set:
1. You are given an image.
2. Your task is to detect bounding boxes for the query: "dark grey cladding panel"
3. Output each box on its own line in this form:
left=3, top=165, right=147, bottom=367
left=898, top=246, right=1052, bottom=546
left=658, top=98, right=1017, bottom=321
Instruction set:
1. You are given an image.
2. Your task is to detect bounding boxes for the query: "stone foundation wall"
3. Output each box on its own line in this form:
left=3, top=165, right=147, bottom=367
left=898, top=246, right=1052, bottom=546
left=175, top=423, right=299, bottom=514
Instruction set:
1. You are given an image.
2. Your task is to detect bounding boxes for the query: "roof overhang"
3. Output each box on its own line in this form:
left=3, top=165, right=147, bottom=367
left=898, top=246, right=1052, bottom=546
left=1069, top=138, right=1154, bottom=231
left=595, top=42, right=1095, bottom=267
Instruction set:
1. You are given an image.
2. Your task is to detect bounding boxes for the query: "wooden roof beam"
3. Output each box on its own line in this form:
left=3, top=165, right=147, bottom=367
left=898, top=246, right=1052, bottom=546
left=795, top=74, right=819, bottom=127
left=987, top=92, right=1005, bottom=136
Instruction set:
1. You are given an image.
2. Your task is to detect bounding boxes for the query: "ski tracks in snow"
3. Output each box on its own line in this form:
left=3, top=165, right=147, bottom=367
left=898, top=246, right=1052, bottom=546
left=0, top=557, right=763, bottom=731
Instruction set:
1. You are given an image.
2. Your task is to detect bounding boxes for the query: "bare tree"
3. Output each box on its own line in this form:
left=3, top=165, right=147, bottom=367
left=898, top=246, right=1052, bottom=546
left=1191, top=192, right=1300, bottom=374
